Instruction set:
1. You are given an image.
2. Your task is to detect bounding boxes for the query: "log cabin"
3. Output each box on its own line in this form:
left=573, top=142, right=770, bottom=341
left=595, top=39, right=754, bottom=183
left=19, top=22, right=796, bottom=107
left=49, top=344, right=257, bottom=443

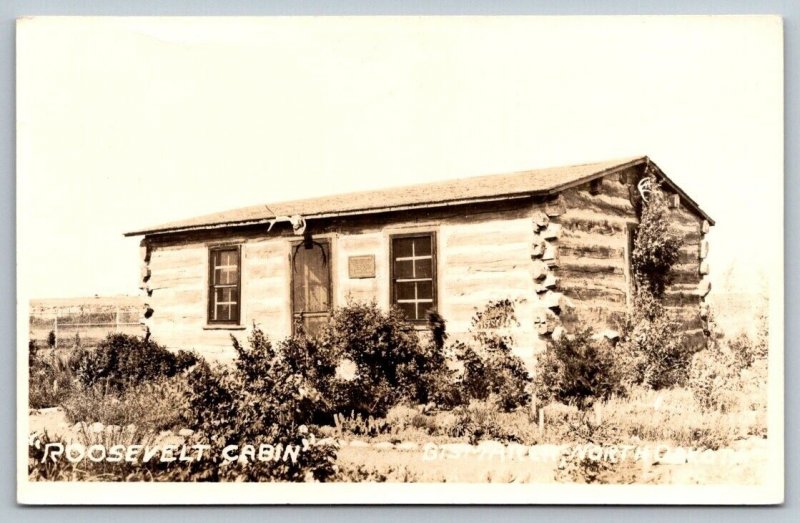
left=125, top=156, right=713, bottom=369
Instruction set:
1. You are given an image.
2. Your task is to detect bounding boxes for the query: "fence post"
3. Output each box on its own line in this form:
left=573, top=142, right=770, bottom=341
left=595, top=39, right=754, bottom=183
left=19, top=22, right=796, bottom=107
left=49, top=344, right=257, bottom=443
left=115, top=306, right=120, bottom=332
left=53, top=308, right=58, bottom=350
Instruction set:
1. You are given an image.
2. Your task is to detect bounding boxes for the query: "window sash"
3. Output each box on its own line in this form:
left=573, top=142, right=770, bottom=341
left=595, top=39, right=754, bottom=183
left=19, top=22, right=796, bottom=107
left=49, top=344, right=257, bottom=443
left=208, top=246, right=241, bottom=324
left=390, top=233, right=436, bottom=321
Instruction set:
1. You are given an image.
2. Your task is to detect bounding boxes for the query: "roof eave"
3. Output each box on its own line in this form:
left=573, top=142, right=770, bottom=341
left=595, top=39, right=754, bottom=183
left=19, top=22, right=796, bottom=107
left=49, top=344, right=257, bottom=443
left=544, top=156, right=648, bottom=195
left=544, top=156, right=714, bottom=226
left=124, top=155, right=714, bottom=237
left=123, top=192, right=542, bottom=237
left=646, top=161, right=715, bottom=225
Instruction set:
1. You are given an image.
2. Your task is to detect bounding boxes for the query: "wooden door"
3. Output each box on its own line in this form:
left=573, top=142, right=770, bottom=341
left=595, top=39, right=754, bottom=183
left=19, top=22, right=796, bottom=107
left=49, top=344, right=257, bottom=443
left=291, top=240, right=332, bottom=336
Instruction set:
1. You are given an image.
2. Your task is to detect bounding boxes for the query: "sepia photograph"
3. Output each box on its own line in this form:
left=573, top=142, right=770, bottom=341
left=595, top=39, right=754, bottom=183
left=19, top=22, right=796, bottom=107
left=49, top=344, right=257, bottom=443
left=16, top=15, right=783, bottom=504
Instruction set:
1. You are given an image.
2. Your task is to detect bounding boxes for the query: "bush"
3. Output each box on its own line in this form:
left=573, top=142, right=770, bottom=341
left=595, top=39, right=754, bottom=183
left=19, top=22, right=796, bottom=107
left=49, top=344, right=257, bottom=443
left=385, top=404, right=420, bottom=433
left=293, top=302, right=455, bottom=417
left=457, top=300, right=532, bottom=411
left=553, top=415, right=640, bottom=484
left=688, top=329, right=768, bottom=417
left=72, top=333, right=197, bottom=391
left=448, top=400, right=505, bottom=444
left=533, top=328, right=630, bottom=408
left=727, top=324, right=768, bottom=372
left=182, top=327, right=338, bottom=482
left=445, top=399, right=538, bottom=444
left=279, top=301, right=528, bottom=416
left=622, top=295, right=693, bottom=389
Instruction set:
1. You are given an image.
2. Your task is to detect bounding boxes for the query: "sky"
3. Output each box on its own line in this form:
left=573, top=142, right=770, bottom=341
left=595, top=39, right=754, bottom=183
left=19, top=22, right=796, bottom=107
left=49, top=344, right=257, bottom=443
left=17, top=16, right=783, bottom=299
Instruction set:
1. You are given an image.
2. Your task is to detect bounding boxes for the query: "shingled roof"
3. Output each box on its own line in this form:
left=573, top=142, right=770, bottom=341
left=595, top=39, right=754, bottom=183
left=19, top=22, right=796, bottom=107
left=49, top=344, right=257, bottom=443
left=125, top=155, right=712, bottom=237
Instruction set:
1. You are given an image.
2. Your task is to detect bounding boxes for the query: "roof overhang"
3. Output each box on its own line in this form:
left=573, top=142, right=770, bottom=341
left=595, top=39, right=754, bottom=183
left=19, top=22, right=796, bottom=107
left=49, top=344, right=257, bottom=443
left=125, top=156, right=713, bottom=237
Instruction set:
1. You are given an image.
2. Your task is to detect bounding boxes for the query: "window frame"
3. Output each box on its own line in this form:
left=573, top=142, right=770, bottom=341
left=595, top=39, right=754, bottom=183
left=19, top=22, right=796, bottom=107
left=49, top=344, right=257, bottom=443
left=290, top=238, right=333, bottom=336
left=207, top=244, right=243, bottom=326
left=389, top=232, right=437, bottom=324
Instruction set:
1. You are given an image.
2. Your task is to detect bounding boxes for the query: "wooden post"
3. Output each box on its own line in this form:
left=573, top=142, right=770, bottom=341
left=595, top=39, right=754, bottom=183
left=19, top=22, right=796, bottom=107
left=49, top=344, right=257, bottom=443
left=53, top=308, right=58, bottom=350
left=115, top=306, right=120, bottom=332
left=538, top=408, right=545, bottom=435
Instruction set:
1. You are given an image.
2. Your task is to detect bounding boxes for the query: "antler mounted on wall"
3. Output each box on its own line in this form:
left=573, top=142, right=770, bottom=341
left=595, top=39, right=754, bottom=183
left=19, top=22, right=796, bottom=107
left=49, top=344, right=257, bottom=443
left=637, top=177, right=653, bottom=203
left=266, top=214, right=307, bottom=235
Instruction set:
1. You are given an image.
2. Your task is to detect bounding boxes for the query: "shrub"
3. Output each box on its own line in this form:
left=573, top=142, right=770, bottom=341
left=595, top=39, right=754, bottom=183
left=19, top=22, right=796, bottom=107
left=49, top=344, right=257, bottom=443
left=47, top=330, right=56, bottom=349
left=688, top=346, right=738, bottom=413
left=445, top=399, right=538, bottom=444
left=533, top=328, right=630, bottom=408
left=72, top=333, right=197, bottom=391
left=385, top=404, right=420, bottom=433
left=553, top=415, right=641, bottom=484
left=29, top=339, right=38, bottom=368
left=279, top=301, right=526, bottom=415
left=539, top=401, right=582, bottom=443
left=622, top=295, right=693, bottom=389
left=727, top=326, right=768, bottom=372
left=457, top=300, right=532, bottom=411
left=182, top=327, right=338, bottom=482
left=448, top=400, right=504, bottom=444
left=688, top=307, right=768, bottom=417
left=310, top=302, right=453, bottom=416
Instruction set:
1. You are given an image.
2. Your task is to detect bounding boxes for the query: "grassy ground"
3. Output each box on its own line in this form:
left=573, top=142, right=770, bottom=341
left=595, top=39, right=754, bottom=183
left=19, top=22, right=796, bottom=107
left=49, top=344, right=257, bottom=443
left=26, top=307, right=769, bottom=484
left=29, top=401, right=767, bottom=485
left=335, top=438, right=767, bottom=484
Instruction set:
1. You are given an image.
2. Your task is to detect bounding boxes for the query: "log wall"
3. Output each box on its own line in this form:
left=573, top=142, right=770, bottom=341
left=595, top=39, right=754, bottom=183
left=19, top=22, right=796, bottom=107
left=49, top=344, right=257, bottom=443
left=140, top=201, right=545, bottom=365
left=553, top=170, right=638, bottom=333
left=138, top=171, right=710, bottom=366
left=544, top=166, right=708, bottom=348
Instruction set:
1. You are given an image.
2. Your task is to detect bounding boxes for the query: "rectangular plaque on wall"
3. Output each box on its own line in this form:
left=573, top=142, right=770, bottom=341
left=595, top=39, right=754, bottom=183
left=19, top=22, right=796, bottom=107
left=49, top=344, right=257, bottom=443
left=348, top=255, right=376, bottom=279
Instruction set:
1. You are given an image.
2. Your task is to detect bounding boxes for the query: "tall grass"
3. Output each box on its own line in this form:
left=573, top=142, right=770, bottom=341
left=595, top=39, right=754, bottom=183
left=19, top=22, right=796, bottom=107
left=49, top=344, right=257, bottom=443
left=588, top=387, right=765, bottom=449
left=29, top=350, right=77, bottom=409
left=61, top=375, right=189, bottom=432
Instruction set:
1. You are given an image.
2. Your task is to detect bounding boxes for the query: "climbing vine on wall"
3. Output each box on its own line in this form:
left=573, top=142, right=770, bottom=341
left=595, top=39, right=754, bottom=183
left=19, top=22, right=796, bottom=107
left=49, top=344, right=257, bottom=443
left=631, top=170, right=683, bottom=301
left=623, top=167, right=690, bottom=389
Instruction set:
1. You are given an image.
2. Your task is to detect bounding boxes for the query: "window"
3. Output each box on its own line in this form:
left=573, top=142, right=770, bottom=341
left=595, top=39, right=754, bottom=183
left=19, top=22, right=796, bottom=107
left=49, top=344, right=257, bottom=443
left=291, top=240, right=332, bottom=336
left=390, top=233, right=436, bottom=322
left=208, top=246, right=241, bottom=324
